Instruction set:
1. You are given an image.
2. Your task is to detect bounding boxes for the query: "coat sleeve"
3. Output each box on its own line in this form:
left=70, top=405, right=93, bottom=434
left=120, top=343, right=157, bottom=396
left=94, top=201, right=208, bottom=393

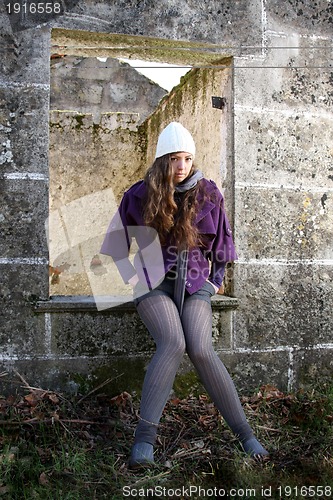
left=208, top=195, right=238, bottom=289
left=100, top=193, right=137, bottom=284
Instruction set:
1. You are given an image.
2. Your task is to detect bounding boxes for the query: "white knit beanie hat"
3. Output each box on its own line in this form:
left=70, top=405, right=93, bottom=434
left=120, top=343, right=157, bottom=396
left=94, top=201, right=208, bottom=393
left=155, top=122, right=196, bottom=159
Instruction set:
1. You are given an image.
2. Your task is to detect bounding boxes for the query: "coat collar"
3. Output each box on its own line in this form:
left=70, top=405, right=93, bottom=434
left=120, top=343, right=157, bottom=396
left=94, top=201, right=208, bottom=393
left=132, top=180, right=147, bottom=199
left=132, top=178, right=217, bottom=198
left=131, top=178, right=218, bottom=222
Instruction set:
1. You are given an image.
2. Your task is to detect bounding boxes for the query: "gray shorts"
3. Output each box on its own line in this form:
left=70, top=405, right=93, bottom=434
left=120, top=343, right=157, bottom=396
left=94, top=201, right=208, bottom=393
left=133, top=275, right=215, bottom=307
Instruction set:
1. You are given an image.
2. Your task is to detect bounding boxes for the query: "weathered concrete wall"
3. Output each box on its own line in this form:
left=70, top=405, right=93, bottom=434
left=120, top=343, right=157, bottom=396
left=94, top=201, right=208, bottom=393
left=49, top=111, right=144, bottom=210
left=50, top=56, right=167, bottom=123
left=0, top=17, right=51, bottom=374
left=232, top=28, right=333, bottom=390
left=48, top=110, right=145, bottom=295
left=0, top=0, right=332, bottom=397
left=143, top=63, right=233, bottom=192
left=32, top=296, right=238, bottom=394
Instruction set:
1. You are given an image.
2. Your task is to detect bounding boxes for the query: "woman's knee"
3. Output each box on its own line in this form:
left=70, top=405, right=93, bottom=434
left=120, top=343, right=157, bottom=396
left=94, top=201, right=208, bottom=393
left=166, top=334, right=186, bottom=357
left=187, top=345, right=213, bottom=366
left=153, top=326, right=186, bottom=357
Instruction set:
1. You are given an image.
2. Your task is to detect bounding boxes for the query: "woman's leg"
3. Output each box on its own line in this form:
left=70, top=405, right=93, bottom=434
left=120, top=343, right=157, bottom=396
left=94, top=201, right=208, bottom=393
left=182, top=298, right=268, bottom=458
left=134, top=294, right=186, bottom=446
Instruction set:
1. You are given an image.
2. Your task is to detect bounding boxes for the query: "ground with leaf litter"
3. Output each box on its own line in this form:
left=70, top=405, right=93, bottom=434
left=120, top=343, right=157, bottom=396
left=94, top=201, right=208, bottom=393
left=0, top=372, right=332, bottom=499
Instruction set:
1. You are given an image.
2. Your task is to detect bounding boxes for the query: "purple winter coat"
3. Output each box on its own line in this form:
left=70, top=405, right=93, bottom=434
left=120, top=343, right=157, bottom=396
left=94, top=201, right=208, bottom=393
left=100, top=178, right=238, bottom=294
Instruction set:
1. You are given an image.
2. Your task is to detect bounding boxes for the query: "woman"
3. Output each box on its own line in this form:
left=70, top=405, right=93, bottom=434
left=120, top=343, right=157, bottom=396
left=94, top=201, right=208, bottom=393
left=101, top=122, right=269, bottom=467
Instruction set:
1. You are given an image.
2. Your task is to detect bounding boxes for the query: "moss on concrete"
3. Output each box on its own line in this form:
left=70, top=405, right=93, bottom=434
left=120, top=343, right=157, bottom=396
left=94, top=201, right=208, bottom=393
left=73, top=114, right=84, bottom=130
left=92, top=123, right=100, bottom=138
left=72, top=358, right=147, bottom=397
left=173, top=370, right=205, bottom=399
left=72, top=363, right=208, bottom=400
left=51, top=28, right=232, bottom=65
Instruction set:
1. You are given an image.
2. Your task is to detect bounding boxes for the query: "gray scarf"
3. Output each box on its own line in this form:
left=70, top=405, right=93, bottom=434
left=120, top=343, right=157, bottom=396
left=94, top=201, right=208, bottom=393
left=175, top=170, right=204, bottom=193
left=173, top=170, right=204, bottom=315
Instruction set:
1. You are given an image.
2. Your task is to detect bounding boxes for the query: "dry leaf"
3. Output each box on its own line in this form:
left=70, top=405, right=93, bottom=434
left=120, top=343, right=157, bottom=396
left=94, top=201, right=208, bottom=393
left=48, top=393, right=60, bottom=404
left=24, top=393, right=39, bottom=407
left=0, top=453, right=15, bottom=464
left=0, top=485, right=10, bottom=496
left=39, top=472, right=50, bottom=486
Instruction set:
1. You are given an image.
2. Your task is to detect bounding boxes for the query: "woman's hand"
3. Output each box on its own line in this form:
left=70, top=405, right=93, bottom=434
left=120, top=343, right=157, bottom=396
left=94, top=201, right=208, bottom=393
left=206, top=280, right=219, bottom=294
left=128, top=274, right=140, bottom=287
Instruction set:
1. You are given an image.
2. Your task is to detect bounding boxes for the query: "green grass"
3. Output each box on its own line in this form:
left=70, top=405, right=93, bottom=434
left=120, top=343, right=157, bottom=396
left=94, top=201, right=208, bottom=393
left=0, top=382, right=332, bottom=499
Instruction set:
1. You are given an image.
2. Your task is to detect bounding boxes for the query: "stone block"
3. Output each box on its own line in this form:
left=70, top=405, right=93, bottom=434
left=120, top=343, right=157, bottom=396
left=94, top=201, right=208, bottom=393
left=176, top=349, right=290, bottom=394
left=293, top=348, right=333, bottom=388
left=0, top=86, right=50, bottom=174
left=0, top=356, right=148, bottom=397
left=220, top=350, right=290, bottom=394
left=0, top=178, right=48, bottom=258
left=36, top=296, right=236, bottom=357
left=234, top=35, right=332, bottom=110
left=234, top=188, right=333, bottom=261
left=0, top=10, right=12, bottom=37
left=233, top=264, right=333, bottom=350
left=267, top=1, right=333, bottom=36
left=53, top=0, right=263, bottom=49
left=3, top=27, right=50, bottom=84
left=0, top=264, right=48, bottom=357
left=49, top=110, right=94, bottom=129
left=212, top=308, right=233, bottom=350
left=50, top=309, right=155, bottom=357
left=0, top=33, right=18, bottom=80
left=234, top=112, right=333, bottom=189
left=100, top=112, right=140, bottom=131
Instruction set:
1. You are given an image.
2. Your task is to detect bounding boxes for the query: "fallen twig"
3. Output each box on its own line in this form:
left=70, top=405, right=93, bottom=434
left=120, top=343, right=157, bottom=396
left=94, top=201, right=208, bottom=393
left=77, top=374, right=124, bottom=404
left=257, top=425, right=283, bottom=433
left=0, top=418, right=104, bottom=427
left=13, top=370, right=31, bottom=388
left=127, top=469, right=171, bottom=487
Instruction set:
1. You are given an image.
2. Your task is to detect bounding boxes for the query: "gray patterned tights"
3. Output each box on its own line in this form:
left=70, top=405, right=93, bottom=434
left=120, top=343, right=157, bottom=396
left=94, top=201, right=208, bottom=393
left=134, top=295, right=254, bottom=446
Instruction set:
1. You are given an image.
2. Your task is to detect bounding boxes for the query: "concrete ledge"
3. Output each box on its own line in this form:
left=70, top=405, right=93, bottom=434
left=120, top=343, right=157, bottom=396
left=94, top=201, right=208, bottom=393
left=34, top=294, right=240, bottom=313
left=34, top=295, right=135, bottom=313
left=32, top=294, right=238, bottom=357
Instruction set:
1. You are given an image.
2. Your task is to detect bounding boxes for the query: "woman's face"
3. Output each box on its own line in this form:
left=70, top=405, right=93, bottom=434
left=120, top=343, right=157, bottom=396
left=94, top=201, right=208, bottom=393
left=170, top=152, right=193, bottom=184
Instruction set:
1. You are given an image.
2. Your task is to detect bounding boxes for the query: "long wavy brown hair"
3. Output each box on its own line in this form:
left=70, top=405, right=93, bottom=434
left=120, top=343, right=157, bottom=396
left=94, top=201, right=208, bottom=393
left=142, top=154, right=205, bottom=249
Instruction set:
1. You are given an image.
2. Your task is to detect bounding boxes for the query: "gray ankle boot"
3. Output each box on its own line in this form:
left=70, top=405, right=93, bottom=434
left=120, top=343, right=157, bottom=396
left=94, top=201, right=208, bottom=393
left=241, top=437, right=269, bottom=460
left=129, top=442, right=155, bottom=469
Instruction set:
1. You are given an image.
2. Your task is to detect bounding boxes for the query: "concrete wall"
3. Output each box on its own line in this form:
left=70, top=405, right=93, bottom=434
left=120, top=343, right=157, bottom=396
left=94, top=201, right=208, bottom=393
left=48, top=110, right=145, bottom=296
left=232, top=27, right=333, bottom=390
left=143, top=64, right=233, bottom=191
left=50, top=56, right=167, bottom=123
left=0, top=1, right=332, bottom=396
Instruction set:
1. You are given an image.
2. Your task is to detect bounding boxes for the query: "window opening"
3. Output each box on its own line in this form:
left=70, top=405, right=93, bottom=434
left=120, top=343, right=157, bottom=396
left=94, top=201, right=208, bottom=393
left=48, top=29, right=233, bottom=306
